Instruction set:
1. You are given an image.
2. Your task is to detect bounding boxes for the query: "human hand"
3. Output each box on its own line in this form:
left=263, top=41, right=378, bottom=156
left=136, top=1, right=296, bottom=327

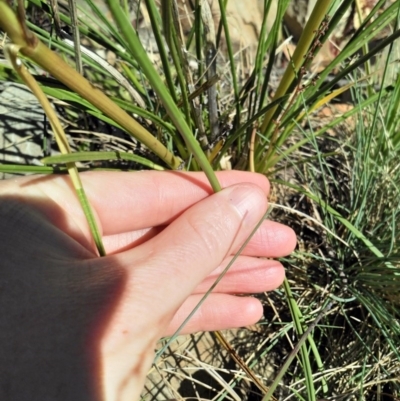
left=0, top=171, right=296, bottom=401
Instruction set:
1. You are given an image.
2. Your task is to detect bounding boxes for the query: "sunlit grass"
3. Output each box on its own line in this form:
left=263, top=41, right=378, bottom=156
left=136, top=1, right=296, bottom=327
left=1, top=0, right=400, bottom=399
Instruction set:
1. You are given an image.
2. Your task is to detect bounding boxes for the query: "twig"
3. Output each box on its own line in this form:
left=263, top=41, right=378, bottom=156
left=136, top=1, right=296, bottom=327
left=67, top=0, right=83, bottom=73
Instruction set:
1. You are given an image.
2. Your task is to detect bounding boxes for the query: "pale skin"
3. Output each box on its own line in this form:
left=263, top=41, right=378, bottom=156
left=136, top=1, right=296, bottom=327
left=0, top=170, right=296, bottom=401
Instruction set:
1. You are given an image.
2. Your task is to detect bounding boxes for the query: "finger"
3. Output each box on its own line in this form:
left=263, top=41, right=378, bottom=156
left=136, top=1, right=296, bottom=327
left=194, top=256, right=285, bottom=294
left=105, top=183, right=268, bottom=338
left=129, top=183, right=268, bottom=293
left=165, top=294, right=263, bottom=336
left=102, top=227, right=163, bottom=254
left=29, top=170, right=269, bottom=235
left=103, top=219, right=296, bottom=257
left=240, top=220, right=297, bottom=257
left=85, top=171, right=269, bottom=235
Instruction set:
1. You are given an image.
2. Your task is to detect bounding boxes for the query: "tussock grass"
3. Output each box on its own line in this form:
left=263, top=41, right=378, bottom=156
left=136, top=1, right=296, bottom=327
left=1, top=0, right=400, bottom=399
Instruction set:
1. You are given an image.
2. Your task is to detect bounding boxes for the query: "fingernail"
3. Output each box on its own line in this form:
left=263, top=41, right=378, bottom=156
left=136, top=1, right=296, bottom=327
left=223, top=185, right=262, bottom=223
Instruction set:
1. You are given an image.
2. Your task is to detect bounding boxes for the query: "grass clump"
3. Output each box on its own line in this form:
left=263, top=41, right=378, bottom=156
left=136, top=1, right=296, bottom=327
left=1, top=0, right=400, bottom=399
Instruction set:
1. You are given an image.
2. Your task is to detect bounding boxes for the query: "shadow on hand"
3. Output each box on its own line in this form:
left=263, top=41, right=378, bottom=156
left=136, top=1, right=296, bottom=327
left=0, top=195, right=126, bottom=400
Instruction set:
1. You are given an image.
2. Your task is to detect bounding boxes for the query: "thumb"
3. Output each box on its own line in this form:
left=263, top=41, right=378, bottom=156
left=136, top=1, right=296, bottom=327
left=127, top=183, right=268, bottom=309
left=99, top=183, right=268, bottom=400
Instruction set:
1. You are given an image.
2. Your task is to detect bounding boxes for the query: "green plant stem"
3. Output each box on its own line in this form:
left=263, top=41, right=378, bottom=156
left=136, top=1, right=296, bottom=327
left=217, top=0, right=241, bottom=128
left=257, top=0, right=289, bottom=112
left=259, top=0, right=332, bottom=137
left=263, top=302, right=332, bottom=401
left=42, top=151, right=165, bottom=170
left=106, top=0, right=221, bottom=191
left=67, top=0, right=83, bottom=73
left=144, top=0, right=178, bottom=102
left=5, top=43, right=106, bottom=256
left=281, top=279, right=316, bottom=401
left=161, top=0, right=192, bottom=128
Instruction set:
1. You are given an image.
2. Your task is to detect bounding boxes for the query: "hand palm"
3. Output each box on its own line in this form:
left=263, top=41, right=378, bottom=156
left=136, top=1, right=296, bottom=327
left=0, top=171, right=296, bottom=401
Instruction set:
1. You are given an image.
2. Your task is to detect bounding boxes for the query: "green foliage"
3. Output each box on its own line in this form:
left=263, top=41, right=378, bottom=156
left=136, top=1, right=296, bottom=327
left=1, top=0, right=400, bottom=399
